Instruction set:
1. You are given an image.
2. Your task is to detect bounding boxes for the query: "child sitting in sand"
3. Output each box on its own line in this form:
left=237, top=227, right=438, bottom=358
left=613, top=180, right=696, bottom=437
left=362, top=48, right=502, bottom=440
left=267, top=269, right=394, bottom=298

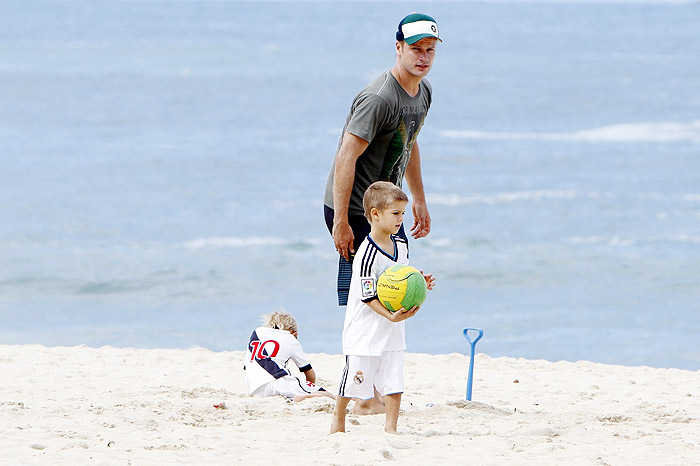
left=244, top=310, right=335, bottom=402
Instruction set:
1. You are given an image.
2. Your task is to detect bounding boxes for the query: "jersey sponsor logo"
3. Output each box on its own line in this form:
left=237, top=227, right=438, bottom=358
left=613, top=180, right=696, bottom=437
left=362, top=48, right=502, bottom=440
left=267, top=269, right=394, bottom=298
left=249, top=339, right=280, bottom=361
left=354, top=370, right=364, bottom=385
left=379, top=282, right=400, bottom=291
left=361, top=278, right=376, bottom=297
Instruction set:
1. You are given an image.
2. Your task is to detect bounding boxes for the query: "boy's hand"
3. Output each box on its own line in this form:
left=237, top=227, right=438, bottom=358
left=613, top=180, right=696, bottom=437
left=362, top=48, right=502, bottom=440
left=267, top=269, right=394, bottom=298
left=387, top=306, right=419, bottom=322
left=420, top=270, right=436, bottom=290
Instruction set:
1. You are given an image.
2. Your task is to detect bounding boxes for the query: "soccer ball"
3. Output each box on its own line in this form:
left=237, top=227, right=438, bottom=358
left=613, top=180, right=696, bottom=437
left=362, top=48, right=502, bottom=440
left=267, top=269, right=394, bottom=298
left=377, top=265, right=427, bottom=312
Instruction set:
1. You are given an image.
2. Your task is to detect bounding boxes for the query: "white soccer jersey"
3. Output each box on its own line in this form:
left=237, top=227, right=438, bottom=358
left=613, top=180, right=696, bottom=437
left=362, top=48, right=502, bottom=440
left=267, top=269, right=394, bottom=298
left=343, top=234, right=409, bottom=356
left=244, top=327, right=312, bottom=394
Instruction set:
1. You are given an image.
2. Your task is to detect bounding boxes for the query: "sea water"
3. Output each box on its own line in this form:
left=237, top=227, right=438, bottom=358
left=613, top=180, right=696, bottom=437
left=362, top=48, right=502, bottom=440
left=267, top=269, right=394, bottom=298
left=2, top=0, right=699, bottom=369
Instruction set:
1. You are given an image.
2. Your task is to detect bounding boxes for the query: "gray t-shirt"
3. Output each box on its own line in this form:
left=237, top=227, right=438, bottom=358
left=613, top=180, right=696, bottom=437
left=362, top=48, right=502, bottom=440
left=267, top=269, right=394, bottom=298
left=324, top=71, right=432, bottom=216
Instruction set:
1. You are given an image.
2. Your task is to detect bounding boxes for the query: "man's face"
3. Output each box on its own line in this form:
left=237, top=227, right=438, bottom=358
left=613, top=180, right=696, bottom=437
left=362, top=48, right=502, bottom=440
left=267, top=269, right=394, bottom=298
left=396, top=37, right=437, bottom=78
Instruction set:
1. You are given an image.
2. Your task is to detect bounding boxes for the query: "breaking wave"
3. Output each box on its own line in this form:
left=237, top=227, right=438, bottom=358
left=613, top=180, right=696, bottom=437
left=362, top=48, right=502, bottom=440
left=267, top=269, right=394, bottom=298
left=183, top=237, right=322, bottom=249
left=428, top=190, right=580, bottom=205
left=441, top=121, right=700, bottom=143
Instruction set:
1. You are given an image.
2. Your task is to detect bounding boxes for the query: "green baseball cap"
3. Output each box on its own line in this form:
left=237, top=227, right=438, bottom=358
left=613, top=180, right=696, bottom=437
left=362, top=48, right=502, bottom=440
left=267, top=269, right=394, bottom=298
left=396, top=13, right=441, bottom=45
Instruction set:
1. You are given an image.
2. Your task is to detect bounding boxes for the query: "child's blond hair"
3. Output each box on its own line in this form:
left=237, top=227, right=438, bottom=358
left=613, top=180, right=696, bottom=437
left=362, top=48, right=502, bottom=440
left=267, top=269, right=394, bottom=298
left=363, top=181, right=409, bottom=221
left=261, top=309, right=298, bottom=333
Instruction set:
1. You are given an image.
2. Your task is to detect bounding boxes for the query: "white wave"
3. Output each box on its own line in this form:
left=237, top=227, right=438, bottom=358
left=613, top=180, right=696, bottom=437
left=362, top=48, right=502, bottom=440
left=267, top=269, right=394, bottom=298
left=184, top=237, right=321, bottom=249
left=566, top=236, right=608, bottom=245
left=441, top=121, right=700, bottom=143
left=420, top=237, right=454, bottom=248
left=565, top=236, right=637, bottom=246
left=118, top=0, right=695, bottom=4
left=566, top=235, right=700, bottom=246
left=428, top=190, right=578, bottom=205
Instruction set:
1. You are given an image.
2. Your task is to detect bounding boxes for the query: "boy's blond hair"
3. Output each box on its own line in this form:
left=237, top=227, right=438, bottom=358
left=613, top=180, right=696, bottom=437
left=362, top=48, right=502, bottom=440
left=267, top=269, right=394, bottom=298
left=261, top=309, right=298, bottom=333
left=363, top=181, right=409, bottom=221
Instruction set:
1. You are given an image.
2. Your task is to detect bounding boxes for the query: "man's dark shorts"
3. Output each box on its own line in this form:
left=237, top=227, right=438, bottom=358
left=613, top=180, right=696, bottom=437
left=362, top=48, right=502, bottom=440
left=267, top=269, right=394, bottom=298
left=324, top=205, right=408, bottom=306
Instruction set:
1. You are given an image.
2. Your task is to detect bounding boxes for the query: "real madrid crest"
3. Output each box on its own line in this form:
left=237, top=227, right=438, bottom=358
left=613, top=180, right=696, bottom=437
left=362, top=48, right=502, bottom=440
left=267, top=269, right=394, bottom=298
left=353, top=370, right=364, bottom=385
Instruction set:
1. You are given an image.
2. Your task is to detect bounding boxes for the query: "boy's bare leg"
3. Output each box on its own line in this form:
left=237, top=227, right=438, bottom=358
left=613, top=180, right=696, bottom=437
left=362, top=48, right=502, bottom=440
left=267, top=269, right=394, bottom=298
left=330, top=396, right=352, bottom=433
left=351, top=387, right=386, bottom=414
left=383, top=393, right=402, bottom=434
left=293, top=391, right=337, bottom=403
left=352, top=398, right=385, bottom=415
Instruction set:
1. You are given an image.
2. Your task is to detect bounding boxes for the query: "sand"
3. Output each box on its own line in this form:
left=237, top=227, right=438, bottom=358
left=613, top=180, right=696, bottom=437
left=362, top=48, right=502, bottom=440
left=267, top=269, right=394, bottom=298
left=1, top=344, right=698, bottom=465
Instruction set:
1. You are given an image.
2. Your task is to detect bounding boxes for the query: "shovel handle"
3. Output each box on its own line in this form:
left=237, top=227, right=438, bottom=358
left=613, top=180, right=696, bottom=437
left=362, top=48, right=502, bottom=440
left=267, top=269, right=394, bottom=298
left=463, top=328, right=483, bottom=401
left=463, top=328, right=483, bottom=349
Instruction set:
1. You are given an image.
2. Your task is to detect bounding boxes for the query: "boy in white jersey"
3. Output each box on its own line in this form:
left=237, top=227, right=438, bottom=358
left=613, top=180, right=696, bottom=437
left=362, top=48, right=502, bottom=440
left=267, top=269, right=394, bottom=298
left=244, top=310, right=335, bottom=402
left=330, top=181, right=435, bottom=434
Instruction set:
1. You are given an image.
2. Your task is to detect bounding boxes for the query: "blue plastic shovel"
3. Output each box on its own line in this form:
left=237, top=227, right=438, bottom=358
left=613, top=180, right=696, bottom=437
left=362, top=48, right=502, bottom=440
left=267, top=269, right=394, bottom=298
left=463, top=328, right=484, bottom=401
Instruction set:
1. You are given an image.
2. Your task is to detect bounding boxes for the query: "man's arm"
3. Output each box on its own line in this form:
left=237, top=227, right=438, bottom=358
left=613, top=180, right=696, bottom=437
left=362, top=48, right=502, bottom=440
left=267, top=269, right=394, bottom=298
left=404, top=141, right=431, bottom=238
left=332, top=132, right=369, bottom=261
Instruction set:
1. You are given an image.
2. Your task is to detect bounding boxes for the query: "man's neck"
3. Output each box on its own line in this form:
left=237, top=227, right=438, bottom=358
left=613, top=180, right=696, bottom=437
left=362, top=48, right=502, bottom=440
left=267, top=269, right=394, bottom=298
left=390, top=64, right=421, bottom=97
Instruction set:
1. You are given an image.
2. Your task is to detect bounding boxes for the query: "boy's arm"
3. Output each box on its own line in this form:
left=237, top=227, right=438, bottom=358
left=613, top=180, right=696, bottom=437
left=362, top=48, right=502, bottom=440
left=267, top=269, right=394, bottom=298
left=287, top=333, right=315, bottom=378
left=365, top=298, right=419, bottom=322
left=302, top=367, right=317, bottom=385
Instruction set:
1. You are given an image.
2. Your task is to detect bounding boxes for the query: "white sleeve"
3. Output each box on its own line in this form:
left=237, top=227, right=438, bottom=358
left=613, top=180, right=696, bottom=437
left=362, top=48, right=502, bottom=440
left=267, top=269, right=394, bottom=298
left=287, top=334, right=312, bottom=371
left=355, top=244, right=379, bottom=303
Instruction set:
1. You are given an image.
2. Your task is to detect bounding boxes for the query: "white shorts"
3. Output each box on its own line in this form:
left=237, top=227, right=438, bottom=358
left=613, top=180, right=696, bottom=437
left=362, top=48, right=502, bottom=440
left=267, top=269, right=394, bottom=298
left=252, top=375, right=325, bottom=399
left=337, top=350, right=404, bottom=399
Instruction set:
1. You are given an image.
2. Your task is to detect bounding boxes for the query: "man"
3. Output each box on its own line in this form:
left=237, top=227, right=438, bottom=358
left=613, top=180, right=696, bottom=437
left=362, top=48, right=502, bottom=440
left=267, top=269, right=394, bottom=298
left=324, top=12, right=440, bottom=307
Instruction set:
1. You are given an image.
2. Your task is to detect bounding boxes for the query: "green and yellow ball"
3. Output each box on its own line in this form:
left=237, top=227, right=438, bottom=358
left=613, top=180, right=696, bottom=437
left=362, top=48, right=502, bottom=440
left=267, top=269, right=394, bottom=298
left=377, top=265, right=427, bottom=312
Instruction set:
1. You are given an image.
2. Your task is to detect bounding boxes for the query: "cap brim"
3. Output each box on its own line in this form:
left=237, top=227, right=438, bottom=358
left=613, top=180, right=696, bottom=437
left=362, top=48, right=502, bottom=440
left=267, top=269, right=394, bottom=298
left=405, top=33, right=442, bottom=45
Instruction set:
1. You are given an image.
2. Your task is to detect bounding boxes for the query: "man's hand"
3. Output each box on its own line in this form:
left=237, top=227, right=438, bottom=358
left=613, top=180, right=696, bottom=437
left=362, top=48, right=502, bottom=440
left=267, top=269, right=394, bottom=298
left=332, top=219, right=355, bottom=262
left=410, top=200, right=431, bottom=239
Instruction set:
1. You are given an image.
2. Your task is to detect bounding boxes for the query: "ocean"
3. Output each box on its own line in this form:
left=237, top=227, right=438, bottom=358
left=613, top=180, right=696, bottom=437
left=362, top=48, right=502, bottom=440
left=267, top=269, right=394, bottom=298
left=2, top=0, right=699, bottom=370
